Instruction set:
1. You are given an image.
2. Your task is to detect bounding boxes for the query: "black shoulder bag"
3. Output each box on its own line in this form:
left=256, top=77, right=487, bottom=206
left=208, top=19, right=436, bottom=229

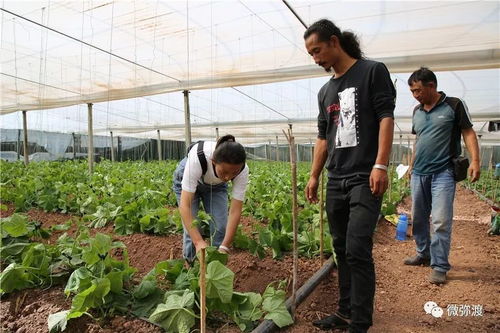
left=450, top=106, right=469, bottom=182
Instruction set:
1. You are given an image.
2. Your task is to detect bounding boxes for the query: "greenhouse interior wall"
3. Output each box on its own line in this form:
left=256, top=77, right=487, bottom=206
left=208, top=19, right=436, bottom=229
left=1, top=128, right=499, bottom=168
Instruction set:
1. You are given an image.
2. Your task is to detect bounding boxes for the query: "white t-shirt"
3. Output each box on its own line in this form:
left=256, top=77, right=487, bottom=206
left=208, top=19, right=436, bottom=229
left=181, top=141, right=249, bottom=201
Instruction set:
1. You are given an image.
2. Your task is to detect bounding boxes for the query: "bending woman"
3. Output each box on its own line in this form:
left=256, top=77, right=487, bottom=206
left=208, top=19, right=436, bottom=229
left=172, top=135, right=249, bottom=262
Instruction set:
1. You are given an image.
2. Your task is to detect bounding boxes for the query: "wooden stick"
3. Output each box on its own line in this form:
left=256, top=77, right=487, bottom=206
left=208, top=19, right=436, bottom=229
left=283, top=125, right=298, bottom=319
left=199, top=248, right=206, bottom=333
left=319, top=170, right=324, bottom=266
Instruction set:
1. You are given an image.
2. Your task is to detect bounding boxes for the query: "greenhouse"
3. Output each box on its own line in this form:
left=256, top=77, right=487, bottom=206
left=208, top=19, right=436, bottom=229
left=0, top=1, right=499, bottom=332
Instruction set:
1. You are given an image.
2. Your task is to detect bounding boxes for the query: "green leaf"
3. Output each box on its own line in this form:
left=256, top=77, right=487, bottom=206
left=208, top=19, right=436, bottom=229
left=48, top=310, right=69, bottom=333
left=133, top=278, right=157, bottom=299
left=0, top=241, right=30, bottom=260
left=203, top=246, right=228, bottom=265
left=64, top=267, right=92, bottom=296
left=0, top=263, right=32, bottom=294
left=51, top=222, right=71, bottom=232
left=152, top=259, right=184, bottom=282
left=262, top=285, right=293, bottom=328
left=139, top=214, right=151, bottom=227
left=237, top=292, right=262, bottom=320
left=1, top=213, right=29, bottom=237
left=149, top=290, right=196, bottom=333
left=132, top=279, right=164, bottom=318
left=105, top=271, right=123, bottom=293
left=70, top=278, right=111, bottom=315
left=81, top=233, right=112, bottom=265
left=231, top=291, right=263, bottom=331
left=206, top=261, right=234, bottom=303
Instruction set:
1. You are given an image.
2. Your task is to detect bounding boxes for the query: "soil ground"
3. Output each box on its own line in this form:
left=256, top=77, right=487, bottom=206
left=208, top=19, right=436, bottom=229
left=1, top=185, right=498, bottom=333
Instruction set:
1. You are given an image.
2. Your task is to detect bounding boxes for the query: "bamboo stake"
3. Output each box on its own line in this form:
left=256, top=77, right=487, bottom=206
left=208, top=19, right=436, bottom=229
left=87, top=103, right=94, bottom=173
left=283, top=125, right=297, bottom=318
left=199, top=248, right=206, bottom=333
left=319, top=170, right=324, bottom=266
left=388, top=149, right=394, bottom=202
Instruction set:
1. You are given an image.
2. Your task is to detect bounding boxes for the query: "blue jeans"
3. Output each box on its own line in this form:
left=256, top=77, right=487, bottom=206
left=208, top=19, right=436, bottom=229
left=173, top=158, right=228, bottom=261
left=411, top=168, right=456, bottom=273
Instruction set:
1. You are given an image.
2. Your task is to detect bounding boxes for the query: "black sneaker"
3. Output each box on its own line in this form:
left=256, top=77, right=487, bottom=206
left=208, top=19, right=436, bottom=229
left=404, top=255, right=430, bottom=266
left=312, top=312, right=350, bottom=330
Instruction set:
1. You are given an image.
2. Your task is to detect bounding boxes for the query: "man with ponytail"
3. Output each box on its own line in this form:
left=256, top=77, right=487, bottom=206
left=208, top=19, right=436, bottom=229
left=304, top=19, right=395, bottom=332
left=172, top=135, right=249, bottom=263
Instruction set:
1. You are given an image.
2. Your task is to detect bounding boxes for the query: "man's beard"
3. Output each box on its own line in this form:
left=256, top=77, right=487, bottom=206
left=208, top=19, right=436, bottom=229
left=325, top=66, right=332, bottom=73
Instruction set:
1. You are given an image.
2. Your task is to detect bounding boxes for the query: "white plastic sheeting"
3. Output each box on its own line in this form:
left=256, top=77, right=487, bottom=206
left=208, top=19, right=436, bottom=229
left=1, top=128, right=71, bottom=155
left=1, top=1, right=499, bottom=144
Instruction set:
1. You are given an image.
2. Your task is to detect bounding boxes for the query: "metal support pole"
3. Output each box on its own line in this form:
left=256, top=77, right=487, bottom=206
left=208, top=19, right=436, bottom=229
left=310, top=138, right=313, bottom=162
left=157, top=129, right=162, bottom=161
left=268, top=139, right=271, bottom=161
left=87, top=103, right=94, bottom=173
left=275, top=135, right=279, bottom=162
left=22, top=111, right=29, bottom=166
left=117, top=136, right=122, bottom=161
left=183, top=90, right=192, bottom=152
left=215, top=127, right=219, bottom=141
left=72, top=132, right=76, bottom=159
left=488, top=148, right=493, bottom=171
left=17, top=129, right=21, bottom=160
left=110, top=131, right=115, bottom=162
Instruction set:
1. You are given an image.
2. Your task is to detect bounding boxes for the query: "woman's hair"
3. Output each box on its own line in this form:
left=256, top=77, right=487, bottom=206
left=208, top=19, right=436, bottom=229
left=213, top=134, right=246, bottom=165
left=303, top=19, right=364, bottom=60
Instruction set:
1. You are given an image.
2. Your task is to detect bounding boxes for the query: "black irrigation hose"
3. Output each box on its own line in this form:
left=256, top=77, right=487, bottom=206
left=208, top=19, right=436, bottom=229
left=252, top=257, right=336, bottom=333
left=461, top=184, right=499, bottom=208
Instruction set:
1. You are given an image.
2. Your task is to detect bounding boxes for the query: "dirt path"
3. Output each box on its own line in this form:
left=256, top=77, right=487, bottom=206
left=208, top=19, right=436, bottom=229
left=286, top=185, right=499, bottom=333
left=1, top=185, right=498, bottom=332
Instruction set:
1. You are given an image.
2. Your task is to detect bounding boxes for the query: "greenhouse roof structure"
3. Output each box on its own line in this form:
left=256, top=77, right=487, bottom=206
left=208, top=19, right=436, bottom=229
left=1, top=1, right=499, bottom=145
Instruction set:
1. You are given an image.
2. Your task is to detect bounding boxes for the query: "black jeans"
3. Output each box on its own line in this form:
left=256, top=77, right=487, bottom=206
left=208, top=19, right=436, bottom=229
left=326, top=174, right=382, bottom=333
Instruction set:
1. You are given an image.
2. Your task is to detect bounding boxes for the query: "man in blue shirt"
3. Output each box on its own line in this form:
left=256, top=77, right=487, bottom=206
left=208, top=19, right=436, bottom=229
left=405, top=67, right=480, bottom=284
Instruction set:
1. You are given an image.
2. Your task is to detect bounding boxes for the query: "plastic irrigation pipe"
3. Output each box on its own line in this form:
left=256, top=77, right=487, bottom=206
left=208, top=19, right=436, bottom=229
left=251, top=257, right=335, bottom=333
left=464, top=185, right=499, bottom=208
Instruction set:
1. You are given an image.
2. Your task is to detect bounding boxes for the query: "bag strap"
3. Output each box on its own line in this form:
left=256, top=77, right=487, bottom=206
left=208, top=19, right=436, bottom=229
left=196, top=141, right=208, bottom=176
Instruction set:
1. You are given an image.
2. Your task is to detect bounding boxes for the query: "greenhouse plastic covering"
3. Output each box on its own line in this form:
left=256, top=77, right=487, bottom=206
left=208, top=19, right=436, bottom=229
left=1, top=1, right=499, bottom=145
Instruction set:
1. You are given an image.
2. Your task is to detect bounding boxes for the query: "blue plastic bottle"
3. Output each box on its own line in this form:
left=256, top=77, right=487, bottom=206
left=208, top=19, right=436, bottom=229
left=396, top=214, right=408, bottom=241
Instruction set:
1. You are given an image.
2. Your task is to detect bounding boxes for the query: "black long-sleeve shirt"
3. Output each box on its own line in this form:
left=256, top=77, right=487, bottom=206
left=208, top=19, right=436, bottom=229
left=317, top=59, right=396, bottom=178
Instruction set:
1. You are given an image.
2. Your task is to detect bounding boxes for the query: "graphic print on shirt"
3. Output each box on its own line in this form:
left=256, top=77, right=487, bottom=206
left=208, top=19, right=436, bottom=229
left=336, top=87, right=358, bottom=148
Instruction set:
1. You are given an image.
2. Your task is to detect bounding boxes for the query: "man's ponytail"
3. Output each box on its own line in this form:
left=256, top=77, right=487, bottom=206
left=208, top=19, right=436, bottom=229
left=340, top=31, right=364, bottom=60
